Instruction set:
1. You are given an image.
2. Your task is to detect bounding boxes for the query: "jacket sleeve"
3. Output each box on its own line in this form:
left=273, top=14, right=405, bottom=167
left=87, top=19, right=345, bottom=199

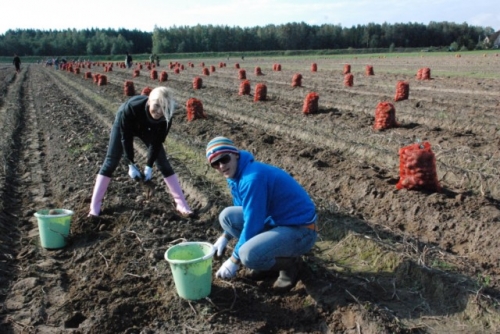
left=119, top=106, right=136, bottom=163
left=232, top=174, right=269, bottom=260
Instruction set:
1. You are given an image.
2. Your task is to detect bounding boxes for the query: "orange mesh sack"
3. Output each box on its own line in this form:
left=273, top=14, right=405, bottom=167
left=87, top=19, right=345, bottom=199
left=365, top=65, right=374, bottom=76
left=373, top=102, right=399, bottom=130
left=302, top=92, right=319, bottom=114
left=254, top=83, right=267, bottom=102
left=254, top=67, right=262, bottom=76
left=343, top=64, right=351, bottom=74
left=291, top=73, right=302, bottom=87
left=238, top=69, right=246, bottom=80
left=210, top=65, right=216, bottom=73
left=141, top=86, right=152, bottom=96
left=202, top=68, right=210, bottom=76
left=344, top=74, right=354, bottom=87
left=416, top=68, right=423, bottom=80
left=239, top=80, right=251, bottom=95
left=159, top=71, right=168, bottom=82
left=421, top=67, right=431, bottom=80
left=234, top=63, right=240, bottom=69
left=311, top=63, right=317, bottom=72
left=396, top=142, right=441, bottom=192
left=133, top=69, right=140, bottom=77
left=150, top=70, right=158, bottom=80
left=192, top=77, right=202, bottom=89
left=98, top=75, right=107, bottom=86
left=124, top=81, right=135, bottom=96
left=186, top=98, right=207, bottom=121
left=394, top=81, right=409, bottom=101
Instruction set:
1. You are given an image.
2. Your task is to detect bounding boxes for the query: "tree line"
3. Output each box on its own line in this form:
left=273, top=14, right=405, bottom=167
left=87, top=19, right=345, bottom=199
left=0, top=21, right=495, bottom=57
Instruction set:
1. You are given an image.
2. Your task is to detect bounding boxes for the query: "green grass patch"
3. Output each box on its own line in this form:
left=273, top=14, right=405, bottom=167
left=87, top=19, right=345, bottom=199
left=315, top=233, right=401, bottom=274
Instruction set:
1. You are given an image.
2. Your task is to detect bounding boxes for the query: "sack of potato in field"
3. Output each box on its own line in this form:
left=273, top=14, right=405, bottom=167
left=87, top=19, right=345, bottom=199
left=344, top=73, right=354, bottom=87
left=291, top=73, right=302, bottom=87
left=123, top=81, right=135, bottom=96
left=239, top=80, right=251, bottom=95
left=394, top=81, right=409, bottom=101
left=159, top=71, right=168, bottom=82
left=373, top=102, right=399, bottom=130
left=396, top=141, right=441, bottom=192
left=141, top=86, right=152, bottom=96
left=302, top=92, right=319, bottom=114
left=193, top=77, right=202, bottom=90
left=254, top=83, right=267, bottom=101
left=365, top=65, right=374, bottom=76
left=186, top=98, right=207, bottom=121
left=343, top=64, right=351, bottom=74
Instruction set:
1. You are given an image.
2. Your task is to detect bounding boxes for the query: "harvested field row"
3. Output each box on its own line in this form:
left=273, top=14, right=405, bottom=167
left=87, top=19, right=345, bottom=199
left=0, top=53, right=499, bottom=333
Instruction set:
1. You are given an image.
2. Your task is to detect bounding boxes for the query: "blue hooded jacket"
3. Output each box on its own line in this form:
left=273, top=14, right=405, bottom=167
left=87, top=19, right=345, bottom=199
left=227, top=150, right=316, bottom=260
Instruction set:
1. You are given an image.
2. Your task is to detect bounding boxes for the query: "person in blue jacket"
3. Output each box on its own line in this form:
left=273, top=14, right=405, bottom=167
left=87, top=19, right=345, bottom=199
left=208, top=136, right=317, bottom=292
left=89, top=86, right=193, bottom=218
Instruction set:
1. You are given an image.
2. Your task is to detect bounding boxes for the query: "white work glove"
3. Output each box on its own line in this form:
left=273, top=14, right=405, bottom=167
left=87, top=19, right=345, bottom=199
left=128, top=164, right=142, bottom=180
left=213, top=235, right=229, bottom=257
left=215, top=258, right=239, bottom=279
left=143, top=166, right=153, bottom=181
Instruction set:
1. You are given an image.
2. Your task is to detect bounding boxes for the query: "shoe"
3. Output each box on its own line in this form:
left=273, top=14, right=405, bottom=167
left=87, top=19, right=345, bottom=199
left=271, top=257, right=303, bottom=293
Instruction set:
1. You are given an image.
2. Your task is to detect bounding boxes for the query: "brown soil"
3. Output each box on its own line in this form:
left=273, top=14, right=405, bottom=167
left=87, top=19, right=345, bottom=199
left=1, top=53, right=500, bottom=333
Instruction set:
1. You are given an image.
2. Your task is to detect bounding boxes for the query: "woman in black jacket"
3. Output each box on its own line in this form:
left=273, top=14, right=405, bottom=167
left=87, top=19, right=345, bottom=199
left=89, top=86, right=193, bottom=217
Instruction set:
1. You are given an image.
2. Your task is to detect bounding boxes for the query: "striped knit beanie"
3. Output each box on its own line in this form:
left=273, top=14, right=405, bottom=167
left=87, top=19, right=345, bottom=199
left=206, top=136, right=239, bottom=163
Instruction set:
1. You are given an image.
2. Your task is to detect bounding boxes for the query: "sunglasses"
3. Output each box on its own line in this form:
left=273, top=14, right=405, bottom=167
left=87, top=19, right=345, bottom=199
left=210, top=154, right=232, bottom=168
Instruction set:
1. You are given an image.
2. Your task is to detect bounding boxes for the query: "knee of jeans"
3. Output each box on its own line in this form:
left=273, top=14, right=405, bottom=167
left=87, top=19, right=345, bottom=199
left=239, top=246, right=270, bottom=269
left=218, top=207, right=232, bottom=228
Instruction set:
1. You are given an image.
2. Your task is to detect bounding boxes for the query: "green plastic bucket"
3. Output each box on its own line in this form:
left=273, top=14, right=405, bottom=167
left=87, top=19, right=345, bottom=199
left=34, top=209, right=74, bottom=249
left=165, top=241, right=216, bottom=300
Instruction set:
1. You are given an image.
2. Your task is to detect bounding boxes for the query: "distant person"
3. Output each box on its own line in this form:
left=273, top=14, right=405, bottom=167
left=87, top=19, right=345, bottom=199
left=54, top=57, right=60, bottom=70
left=155, top=54, right=160, bottom=66
left=13, top=54, right=21, bottom=73
left=126, top=52, right=133, bottom=69
left=88, top=87, right=193, bottom=218
left=208, top=136, right=317, bottom=292
left=149, top=53, right=155, bottom=65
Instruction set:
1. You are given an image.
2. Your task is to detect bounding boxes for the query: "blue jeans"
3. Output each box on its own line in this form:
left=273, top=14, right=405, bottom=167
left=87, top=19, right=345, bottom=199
left=219, top=206, right=317, bottom=271
left=99, top=118, right=174, bottom=178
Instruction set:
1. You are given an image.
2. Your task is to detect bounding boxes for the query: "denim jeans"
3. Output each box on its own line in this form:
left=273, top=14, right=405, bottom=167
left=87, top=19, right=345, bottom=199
left=219, top=206, right=317, bottom=271
left=98, top=117, right=174, bottom=178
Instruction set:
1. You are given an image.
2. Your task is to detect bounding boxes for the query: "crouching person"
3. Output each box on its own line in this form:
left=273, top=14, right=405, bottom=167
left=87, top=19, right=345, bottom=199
left=207, top=136, right=317, bottom=292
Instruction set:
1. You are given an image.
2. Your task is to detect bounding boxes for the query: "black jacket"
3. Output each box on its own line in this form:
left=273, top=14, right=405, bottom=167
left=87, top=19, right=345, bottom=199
left=116, top=95, right=171, bottom=167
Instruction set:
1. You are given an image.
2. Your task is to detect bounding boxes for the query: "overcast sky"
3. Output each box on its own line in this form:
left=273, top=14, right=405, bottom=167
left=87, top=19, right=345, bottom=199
left=0, top=0, right=497, bottom=35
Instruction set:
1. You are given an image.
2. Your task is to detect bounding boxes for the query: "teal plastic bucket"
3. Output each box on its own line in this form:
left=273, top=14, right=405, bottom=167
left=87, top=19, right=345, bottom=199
left=34, top=209, right=74, bottom=249
left=165, top=241, right=216, bottom=300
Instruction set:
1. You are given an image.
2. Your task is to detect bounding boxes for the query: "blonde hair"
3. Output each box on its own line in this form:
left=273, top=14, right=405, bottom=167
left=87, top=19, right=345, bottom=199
left=149, top=86, right=175, bottom=122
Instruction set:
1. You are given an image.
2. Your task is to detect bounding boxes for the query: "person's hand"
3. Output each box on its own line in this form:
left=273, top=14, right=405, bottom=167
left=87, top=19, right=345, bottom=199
left=143, top=166, right=153, bottom=181
left=215, top=258, right=239, bottom=279
left=213, top=235, right=229, bottom=257
left=128, top=164, right=142, bottom=180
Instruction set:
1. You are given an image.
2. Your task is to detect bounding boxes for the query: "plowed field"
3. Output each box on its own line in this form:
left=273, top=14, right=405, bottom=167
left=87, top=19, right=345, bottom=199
left=1, top=53, right=500, bottom=333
